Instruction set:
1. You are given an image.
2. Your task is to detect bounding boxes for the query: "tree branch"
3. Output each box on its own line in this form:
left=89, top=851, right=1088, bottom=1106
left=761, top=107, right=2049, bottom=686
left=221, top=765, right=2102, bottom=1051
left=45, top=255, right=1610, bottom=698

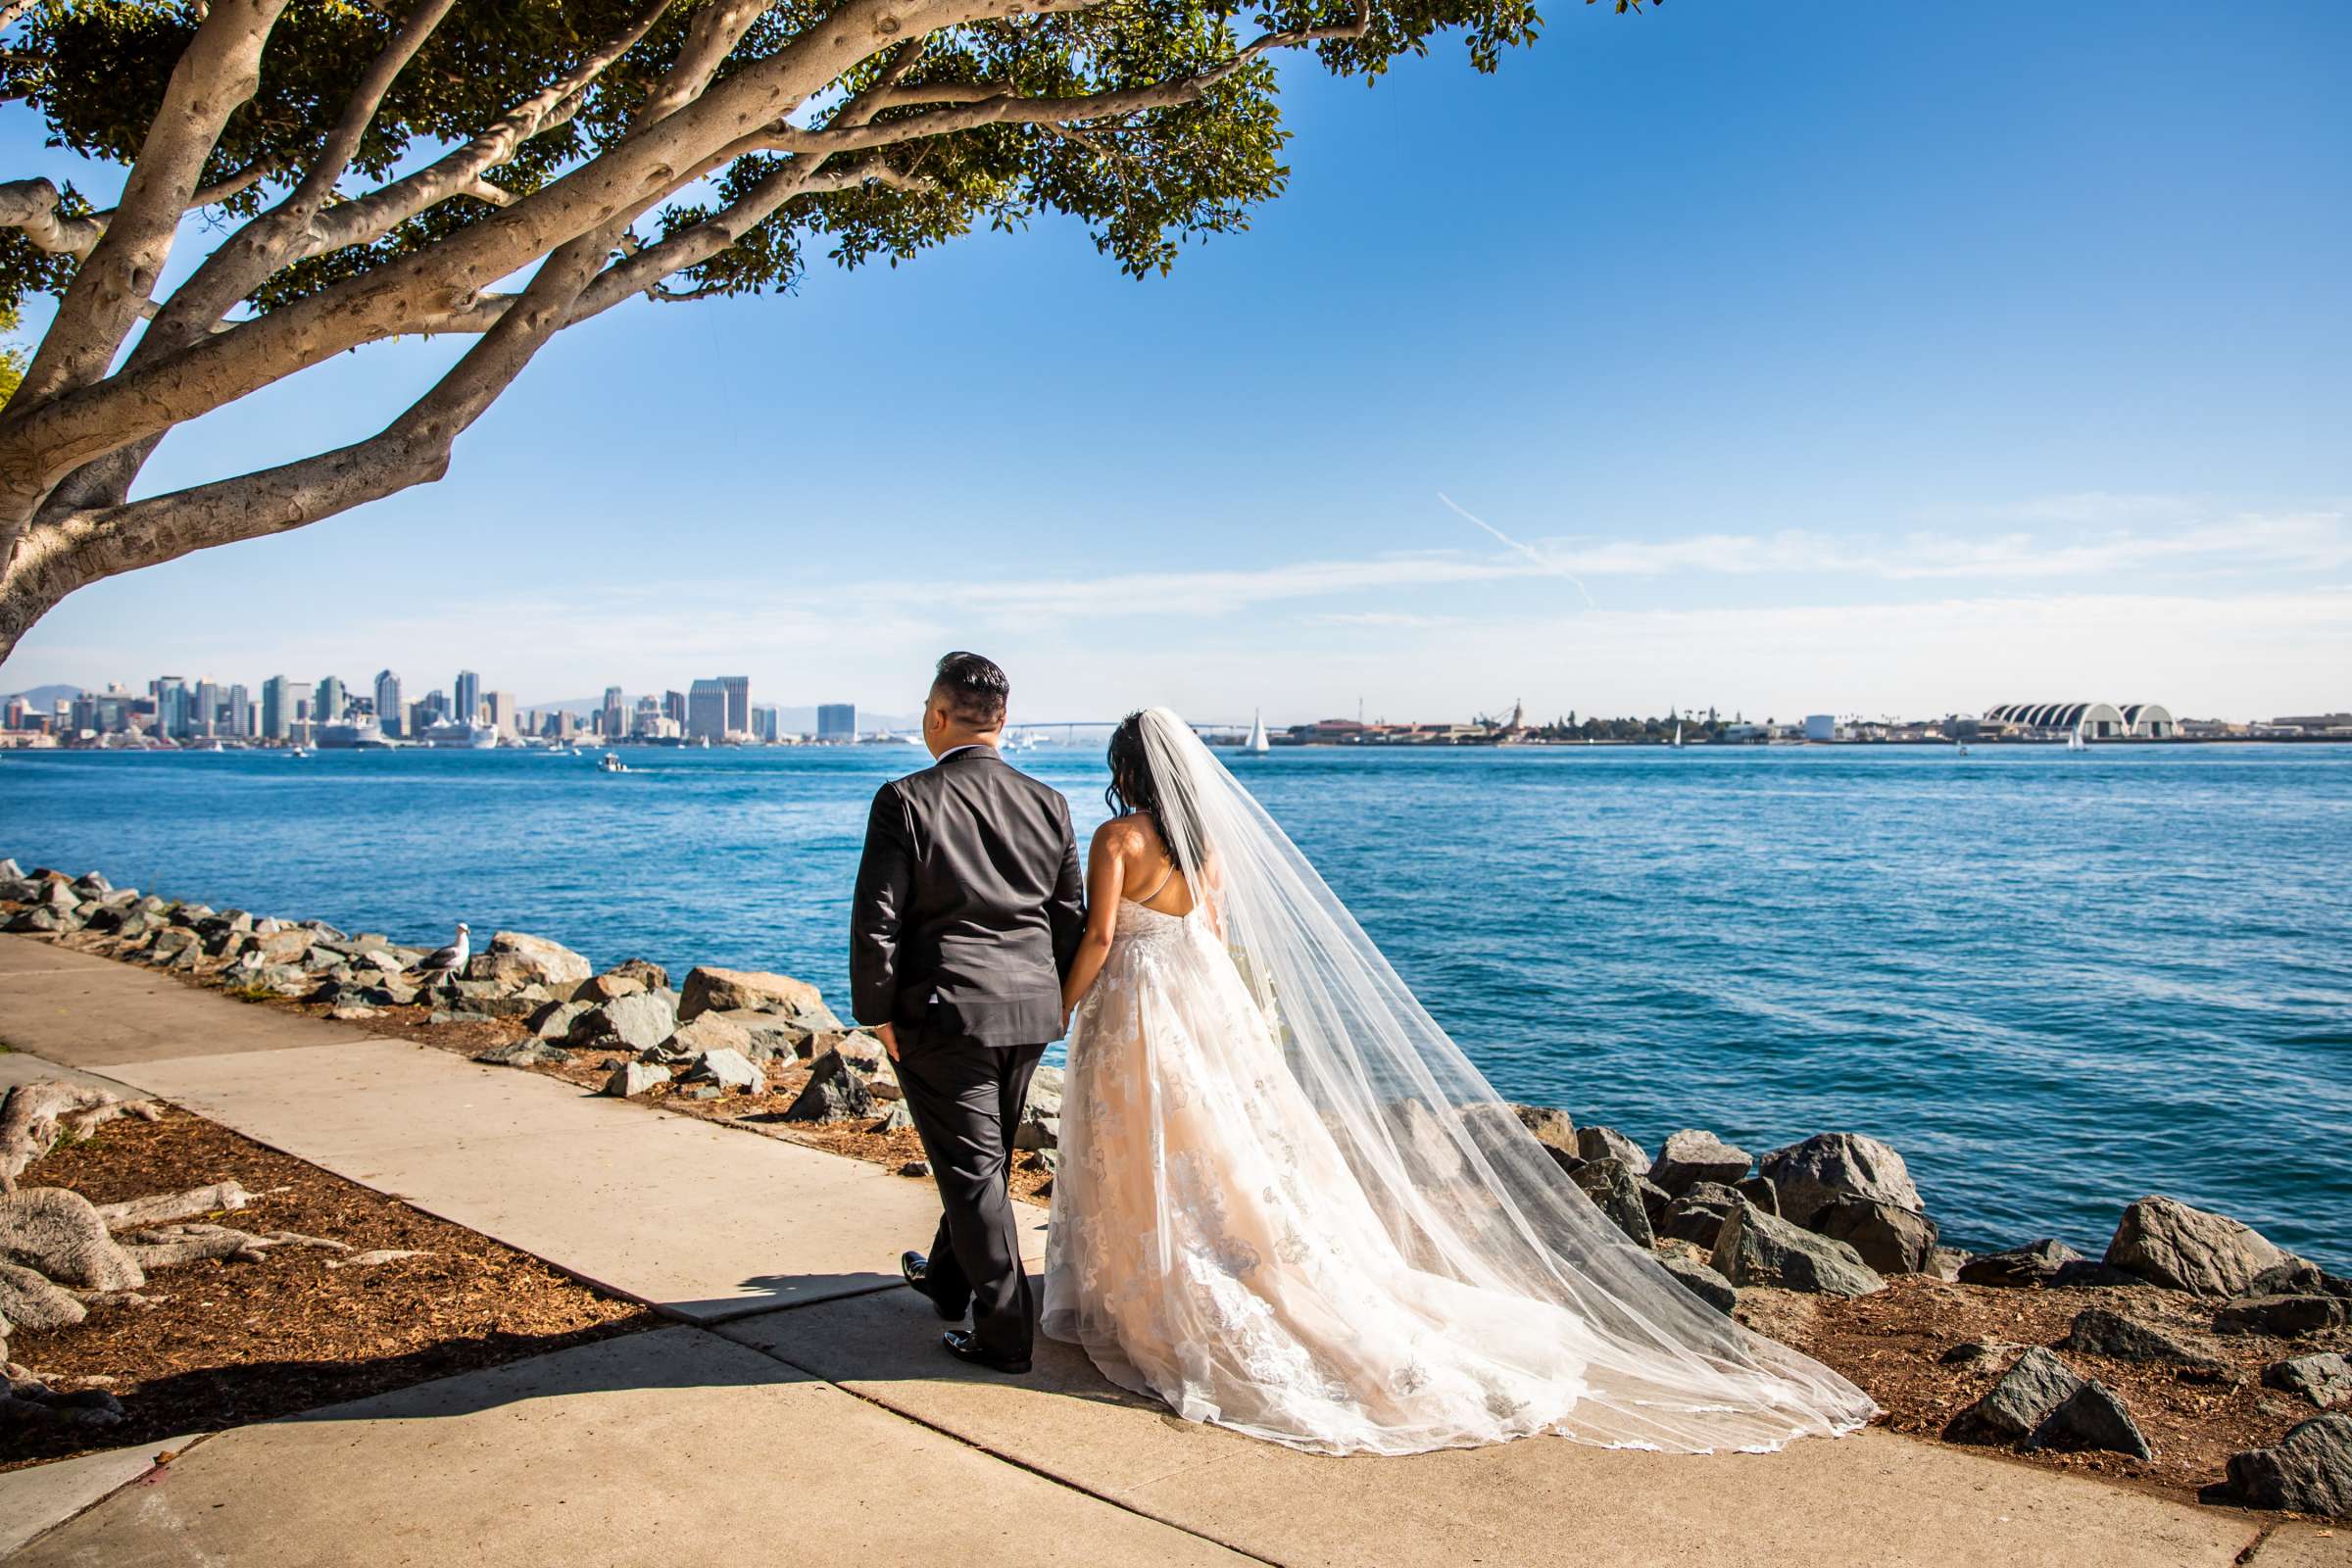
left=0, top=179, right=105, bottom=259
left=10, top=0, right=294, bottom=414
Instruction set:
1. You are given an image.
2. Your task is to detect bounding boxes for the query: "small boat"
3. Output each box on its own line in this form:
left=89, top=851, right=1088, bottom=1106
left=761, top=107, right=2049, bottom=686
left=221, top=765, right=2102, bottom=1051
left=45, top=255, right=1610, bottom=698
left=597, top=752, right=629, bottom=773
left=2066, top=725, right=2088, bottom=753
left=1955, top=742, right=1971, bottom=757
left=1244, top=710, right=1271, bottom=755
left=288, top=746, right=311, bottom=759
left=1672, top=722, right=1684, bottom=749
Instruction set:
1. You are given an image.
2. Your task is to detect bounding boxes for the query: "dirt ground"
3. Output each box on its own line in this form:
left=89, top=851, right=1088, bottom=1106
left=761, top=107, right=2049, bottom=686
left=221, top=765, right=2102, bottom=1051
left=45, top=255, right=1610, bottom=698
left=1746, top=1273, right=2350, bottom=1507
left=4, top=1105, right=653, bottom=1471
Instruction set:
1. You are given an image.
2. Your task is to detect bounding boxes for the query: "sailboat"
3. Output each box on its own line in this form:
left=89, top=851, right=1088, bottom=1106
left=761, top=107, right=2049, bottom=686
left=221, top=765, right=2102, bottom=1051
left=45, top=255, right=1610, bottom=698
left=1672, top=722, right=1684, bottom=749
left=1244, top=710, right=1270, bottom=755
left=2066, top=723, right=2088, bottom=753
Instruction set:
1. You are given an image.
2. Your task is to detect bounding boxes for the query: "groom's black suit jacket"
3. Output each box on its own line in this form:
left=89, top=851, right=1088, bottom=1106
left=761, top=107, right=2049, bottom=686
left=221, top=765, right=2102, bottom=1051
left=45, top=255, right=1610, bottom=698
left=851, top=745, right=1084, bottom=1048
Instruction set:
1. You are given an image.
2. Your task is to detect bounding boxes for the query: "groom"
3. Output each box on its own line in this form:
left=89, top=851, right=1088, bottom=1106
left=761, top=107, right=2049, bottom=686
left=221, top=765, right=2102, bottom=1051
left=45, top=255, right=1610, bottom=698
left=851, top=652, right=1083, bottom=1374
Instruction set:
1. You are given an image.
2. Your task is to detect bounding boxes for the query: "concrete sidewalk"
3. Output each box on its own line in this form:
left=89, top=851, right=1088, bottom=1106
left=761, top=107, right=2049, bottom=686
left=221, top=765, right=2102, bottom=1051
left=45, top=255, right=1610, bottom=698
left=0, top=934, right=2332, bottom=1567
left=0, top=936, right=1047, bottom=1322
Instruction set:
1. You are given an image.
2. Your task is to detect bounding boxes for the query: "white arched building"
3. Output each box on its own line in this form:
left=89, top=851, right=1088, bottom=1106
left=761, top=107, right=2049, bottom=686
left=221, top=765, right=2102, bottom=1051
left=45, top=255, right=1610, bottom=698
left=1983, top=702, right=2175, bottom=739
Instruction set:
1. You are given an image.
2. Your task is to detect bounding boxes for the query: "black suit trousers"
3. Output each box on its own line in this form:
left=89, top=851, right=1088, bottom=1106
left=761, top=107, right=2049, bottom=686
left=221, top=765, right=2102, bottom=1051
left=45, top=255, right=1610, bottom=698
left=893, top=1031, right=1047, bottom=1361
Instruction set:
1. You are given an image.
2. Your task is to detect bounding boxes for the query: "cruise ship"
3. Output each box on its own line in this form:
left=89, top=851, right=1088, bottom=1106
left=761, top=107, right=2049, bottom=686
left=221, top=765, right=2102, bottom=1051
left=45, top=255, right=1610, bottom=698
left=422, top=719, right=501, bottom=749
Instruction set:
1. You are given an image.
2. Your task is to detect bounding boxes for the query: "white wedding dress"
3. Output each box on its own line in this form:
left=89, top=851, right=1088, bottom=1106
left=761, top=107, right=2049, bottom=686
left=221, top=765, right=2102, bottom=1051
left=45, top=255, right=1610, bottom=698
left=1041, top=710, right=1877, bottom=1457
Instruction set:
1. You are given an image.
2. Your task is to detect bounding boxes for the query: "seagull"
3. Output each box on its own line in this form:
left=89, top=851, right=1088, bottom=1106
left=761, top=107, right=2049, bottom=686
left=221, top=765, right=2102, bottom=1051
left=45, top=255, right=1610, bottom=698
left=416, top=921, right=470, bottom=978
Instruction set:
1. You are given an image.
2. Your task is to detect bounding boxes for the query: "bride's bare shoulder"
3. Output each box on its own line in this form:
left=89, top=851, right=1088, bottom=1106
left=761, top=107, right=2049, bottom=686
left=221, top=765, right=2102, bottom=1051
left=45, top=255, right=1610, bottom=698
left=1091, top=814, right=1152, bottom=857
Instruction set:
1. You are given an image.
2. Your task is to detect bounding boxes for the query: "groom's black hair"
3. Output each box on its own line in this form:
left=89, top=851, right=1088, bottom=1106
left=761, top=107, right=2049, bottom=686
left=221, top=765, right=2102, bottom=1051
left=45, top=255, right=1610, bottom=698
left=932, top=651, right=1009, bottom=727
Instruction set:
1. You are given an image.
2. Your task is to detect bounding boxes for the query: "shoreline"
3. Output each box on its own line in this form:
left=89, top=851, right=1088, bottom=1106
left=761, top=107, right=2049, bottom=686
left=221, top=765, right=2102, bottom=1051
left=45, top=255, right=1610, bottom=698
left=4, top=858, right=2349, bottom=1522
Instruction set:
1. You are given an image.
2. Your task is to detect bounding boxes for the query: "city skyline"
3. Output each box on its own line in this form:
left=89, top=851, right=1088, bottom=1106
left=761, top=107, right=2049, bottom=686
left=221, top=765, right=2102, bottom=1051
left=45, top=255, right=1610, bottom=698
left=0, top=5, right=2344, bottom=718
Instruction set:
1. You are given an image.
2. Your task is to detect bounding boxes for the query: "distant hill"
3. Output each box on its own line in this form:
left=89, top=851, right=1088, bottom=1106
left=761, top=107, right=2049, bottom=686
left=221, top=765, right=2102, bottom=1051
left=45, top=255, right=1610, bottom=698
left=2, top=683, right=84, bottom=710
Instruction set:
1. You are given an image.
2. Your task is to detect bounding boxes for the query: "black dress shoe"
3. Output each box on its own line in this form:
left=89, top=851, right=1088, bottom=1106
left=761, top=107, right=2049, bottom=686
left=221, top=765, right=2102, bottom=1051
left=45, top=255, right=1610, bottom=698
left=902, top=1250, right=963, bottom=1321
left=943, top=1328, right=1032, bottom=1375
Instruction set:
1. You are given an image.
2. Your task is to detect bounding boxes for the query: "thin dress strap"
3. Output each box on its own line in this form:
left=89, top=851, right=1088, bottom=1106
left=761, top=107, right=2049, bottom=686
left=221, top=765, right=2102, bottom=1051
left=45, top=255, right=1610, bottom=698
left=1128, top=857, right=1179, bottom=908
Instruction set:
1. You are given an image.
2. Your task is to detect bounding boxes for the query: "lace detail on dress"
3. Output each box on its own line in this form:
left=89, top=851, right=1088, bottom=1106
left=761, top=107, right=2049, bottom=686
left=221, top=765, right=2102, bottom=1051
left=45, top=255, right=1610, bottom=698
left=1041, top=892, right=1598, bottom=1455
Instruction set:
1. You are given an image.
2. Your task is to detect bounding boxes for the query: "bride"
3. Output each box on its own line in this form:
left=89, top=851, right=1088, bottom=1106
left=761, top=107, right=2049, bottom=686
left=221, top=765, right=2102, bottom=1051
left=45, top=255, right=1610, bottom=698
left=1041, top=708, right=1877, bottom=1456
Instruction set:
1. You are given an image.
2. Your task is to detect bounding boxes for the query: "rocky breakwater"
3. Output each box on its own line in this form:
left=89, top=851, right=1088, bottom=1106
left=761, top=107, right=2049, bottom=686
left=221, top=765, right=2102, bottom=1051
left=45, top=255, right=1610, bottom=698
left=1516, top=1104, right=2352, bottom=1519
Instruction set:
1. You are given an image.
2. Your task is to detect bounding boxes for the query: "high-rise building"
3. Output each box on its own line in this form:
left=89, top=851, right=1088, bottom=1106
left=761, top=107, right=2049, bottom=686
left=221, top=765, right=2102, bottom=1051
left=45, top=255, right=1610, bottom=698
left=191, top=679, right=221, bottom=738
left=454, top=670, right=481, bottom=725
left=600, top=686, right=625, bottom=740
left=315, top=675, right=348, bottom=724
left=226, top=684, right=252, bottom=738
left=719, top=676, right=749, bottom=737
left=752, top=705, right=781, bottom=743
left=374, top=670, right=403, bottom=738
left=486, top=691, right=517, bottom=737
left=261, top=676, right=291, bottom=740
left=152, top=676, right=190, bottom=739
left=663, top=690, right=687, bottom=727
left=687, top=679, right=727, bottom=742
left=817, top=703, right=857, bottom=742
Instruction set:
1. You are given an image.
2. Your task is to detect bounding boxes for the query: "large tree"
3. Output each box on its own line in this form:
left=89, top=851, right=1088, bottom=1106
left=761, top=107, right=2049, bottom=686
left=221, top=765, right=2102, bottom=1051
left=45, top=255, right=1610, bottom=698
left=0, top=0, right=1642, bottom=661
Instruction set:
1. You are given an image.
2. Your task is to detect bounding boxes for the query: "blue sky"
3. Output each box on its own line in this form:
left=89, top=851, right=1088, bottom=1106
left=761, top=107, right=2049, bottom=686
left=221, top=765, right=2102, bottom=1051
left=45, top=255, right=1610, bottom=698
left=3, top=0, right=2347, bottom=723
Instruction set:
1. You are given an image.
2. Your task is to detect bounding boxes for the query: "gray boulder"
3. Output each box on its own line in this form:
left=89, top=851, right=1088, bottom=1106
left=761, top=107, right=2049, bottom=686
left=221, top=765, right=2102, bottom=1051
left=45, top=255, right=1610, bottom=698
left=1811, top=1197, right=1939, bottom=1275
left=474, top=1040, right=571, bottom=1068
left=678, top=966, right=834, bottom=1023
left=1733, top=1175, right=1780, bottom=1216
left=1948, top=1347, right=2083, bottom=1444
left=0, top=1188, right=145, bottom=1291
left=570, top=989, right=680, bottom=1053
left=2105, top=1195, right=2287, bottom=1297
left=1575, top=1125, right=1650, bottom=1175
left=470, top=930, right=593, bottom=990
left=1512, top=1103, right=1576, bottom=1152
left=1656, top=1250, right=1738, bottom=1315
left=1957, top=1239, right=2082, bottom=1289
left=602, top=1061, right=671, bottom=1098
left=782, top=1050, right=877, bottom=1123
left=528, top=1000, right=591, bottom=1040
left=2214, top=1294, right=2350, bottom=1338
left=1650, top=1130, right=1751, bottom=1196
left=665, top=1012, right=756, bottom=1059
left=1758, top=1132, right=1924, bottom=1228
left=871, top=1100, right=917, bottom=1134
left=2250, top=1259, right=2352, bottom=1300
left=1659, top=1182, right=1742, bottom=1248
left=2265, top=1352, right=2352, bottom=1409
left=2029, top=1381, right=2155, bottom=1461
left=704, top=1010, right=817, bottom=1061
left=1710, top=1201, right=1884, bottom=1297
left=2061, top=1307, right=2221, bottom=1372
left=2226, top=1413, right=2352, bottom=1518
left=1567, top=1157, right=1655, bottom=1248
left=1924, top=1247, right=1971, bottom=1282
left=681, top=1047, right=764, bottom=1095
left=1013, top=1115, right=1059, bottom=1152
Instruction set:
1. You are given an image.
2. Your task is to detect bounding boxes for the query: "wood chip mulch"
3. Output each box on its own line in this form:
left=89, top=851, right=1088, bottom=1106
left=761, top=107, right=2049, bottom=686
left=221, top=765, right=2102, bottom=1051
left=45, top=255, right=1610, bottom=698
left=1743, top=1273, right=2351, bottom=1507
left=4, top=1105, right=655, bottom=1472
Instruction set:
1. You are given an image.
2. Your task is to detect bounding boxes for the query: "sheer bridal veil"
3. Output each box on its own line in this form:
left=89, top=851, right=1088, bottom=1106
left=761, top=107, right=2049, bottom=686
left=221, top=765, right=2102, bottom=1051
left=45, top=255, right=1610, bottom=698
left=1132, top=708, right=1877, bottom=1452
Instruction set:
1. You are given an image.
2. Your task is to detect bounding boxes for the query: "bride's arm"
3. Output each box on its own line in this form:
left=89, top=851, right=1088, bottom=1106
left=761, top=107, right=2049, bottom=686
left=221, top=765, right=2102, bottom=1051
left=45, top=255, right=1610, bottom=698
left=1059, top=823, right=1128, bottom=1024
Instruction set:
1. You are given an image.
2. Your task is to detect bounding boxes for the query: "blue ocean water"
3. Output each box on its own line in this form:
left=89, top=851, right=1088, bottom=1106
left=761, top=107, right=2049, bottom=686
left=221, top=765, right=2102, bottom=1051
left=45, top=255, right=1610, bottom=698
left=3, top=742, right=2346, bottom=1267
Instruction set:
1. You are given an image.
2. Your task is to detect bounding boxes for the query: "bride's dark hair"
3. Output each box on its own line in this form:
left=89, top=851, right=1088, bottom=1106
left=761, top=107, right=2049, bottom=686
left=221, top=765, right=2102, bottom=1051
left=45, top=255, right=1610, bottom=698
left=1104, top=711, right=1195, bottom=874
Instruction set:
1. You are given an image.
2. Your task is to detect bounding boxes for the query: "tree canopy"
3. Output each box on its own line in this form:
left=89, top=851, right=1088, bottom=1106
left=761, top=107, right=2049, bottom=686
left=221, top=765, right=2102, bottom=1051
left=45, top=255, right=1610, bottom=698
left=0, top=0, right=1649, bottom=659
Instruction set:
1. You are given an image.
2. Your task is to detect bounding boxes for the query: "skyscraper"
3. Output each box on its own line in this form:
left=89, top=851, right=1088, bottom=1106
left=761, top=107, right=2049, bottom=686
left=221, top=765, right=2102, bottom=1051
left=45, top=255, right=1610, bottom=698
left=752, top=705, right=781, bottom=743
left=226, top=684, right=252, bottom=738
left=192, top=679, right=221, bottom=738
left=455, top=670, right=481, bottom=725
left=817, top=703, right=857, bottom=742
left=152, top=676, right=189, bottom=739
left=315, top=675, right=347, bottom=723
left=486, top=691, right=517, bottom=737
left=719, top=676, right=749, bottom=737
left=663, top=690, right=687, bottom=727
left=601, top=685, right=624, bottom=740
left=261, top=675, right=291, bottom=740
left=687, top=679, right=727, bottom=742
left=374, top=669, right=403, bottom=739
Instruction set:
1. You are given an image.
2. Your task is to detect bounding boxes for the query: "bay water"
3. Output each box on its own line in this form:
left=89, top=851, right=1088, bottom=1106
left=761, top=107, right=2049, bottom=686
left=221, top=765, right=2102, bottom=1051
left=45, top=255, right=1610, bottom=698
left=4, top=742, right=2345, bottom=1267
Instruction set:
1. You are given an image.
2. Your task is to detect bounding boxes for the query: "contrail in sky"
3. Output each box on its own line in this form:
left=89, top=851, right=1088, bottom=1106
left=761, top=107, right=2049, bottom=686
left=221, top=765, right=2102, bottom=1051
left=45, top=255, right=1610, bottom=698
left=1437, top=492, right=1595, bottom=610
